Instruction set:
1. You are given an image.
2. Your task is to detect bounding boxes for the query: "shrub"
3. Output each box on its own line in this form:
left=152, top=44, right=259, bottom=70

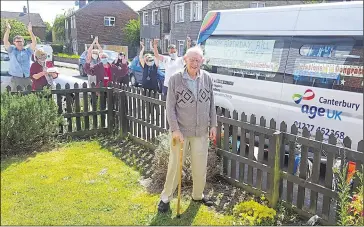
left=147, top=133, right=221, bottom=193
left=233, top=200, right=277, bottom=226
left=51, top=44, right=64, bottom=54
left=23, top=35, right=41, bottom=44
left=55, top=53, right=80, bottom=59
left=335, top=164, right=364, bottom=226
left=0, top=90, right=63, bottom=157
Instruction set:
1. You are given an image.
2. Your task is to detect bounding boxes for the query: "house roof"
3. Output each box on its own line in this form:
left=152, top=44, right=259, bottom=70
left=67, top=0, right=137, bottom=18
left=139, top=0, right=173, bottom=12
left=0, top=11, right=45, bottom=27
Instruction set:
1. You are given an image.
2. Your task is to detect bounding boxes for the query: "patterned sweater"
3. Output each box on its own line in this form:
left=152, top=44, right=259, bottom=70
left=166, top=69, right=217, bottom=137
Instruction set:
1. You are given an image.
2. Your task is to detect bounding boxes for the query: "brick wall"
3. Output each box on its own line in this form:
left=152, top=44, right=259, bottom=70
left=73, top=0, right=138, bottom=55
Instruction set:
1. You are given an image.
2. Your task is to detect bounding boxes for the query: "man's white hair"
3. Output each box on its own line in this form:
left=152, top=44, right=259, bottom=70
left=185, top=45, right=204, bottom=58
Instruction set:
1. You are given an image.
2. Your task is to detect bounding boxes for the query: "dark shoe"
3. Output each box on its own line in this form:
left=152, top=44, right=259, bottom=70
left=158, top=200, right=170, bottom=213
left=192, top=197, right=214, bottom=207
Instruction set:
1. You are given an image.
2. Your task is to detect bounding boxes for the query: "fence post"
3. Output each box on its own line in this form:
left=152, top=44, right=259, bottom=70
left=107, top=87, right=114, bottom=134
left=269, top=131, right=282, bottom=209
left=118, top=90, right=128, bottom=138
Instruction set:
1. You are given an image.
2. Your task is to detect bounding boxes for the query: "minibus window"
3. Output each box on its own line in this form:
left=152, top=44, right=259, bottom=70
left=201, top=35, right=291, bottom=83
left=300, top=45, right=334, bottom=58
left=284, top=36, right=363, bottom=93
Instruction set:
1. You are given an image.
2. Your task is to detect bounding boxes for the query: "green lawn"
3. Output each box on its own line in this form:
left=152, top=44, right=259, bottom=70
left=1, top=141, right=235, bottom=226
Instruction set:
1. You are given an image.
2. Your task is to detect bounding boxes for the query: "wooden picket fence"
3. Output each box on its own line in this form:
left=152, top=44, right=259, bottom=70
left=7, top=83, right=364, bottom=225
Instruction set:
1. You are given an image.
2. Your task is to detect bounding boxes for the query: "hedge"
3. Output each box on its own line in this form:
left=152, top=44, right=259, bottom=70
left=51, top=44, right=64, bottom=54
left=0, top=90, right=63, bottom=157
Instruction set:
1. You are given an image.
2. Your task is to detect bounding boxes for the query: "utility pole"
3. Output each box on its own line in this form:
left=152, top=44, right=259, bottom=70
left=27, top=0, right=30, bottom=23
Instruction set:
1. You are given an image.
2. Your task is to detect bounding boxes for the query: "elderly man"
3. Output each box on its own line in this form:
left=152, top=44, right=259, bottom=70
left=158, top=46, right=217, bottom=213
left=3, top=21, right=37, bottom=90
left=153, top=37, right=191, bottom=99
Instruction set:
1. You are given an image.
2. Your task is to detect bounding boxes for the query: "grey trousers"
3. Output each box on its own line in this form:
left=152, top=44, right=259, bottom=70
left=10, top=76, right=32, bottom=91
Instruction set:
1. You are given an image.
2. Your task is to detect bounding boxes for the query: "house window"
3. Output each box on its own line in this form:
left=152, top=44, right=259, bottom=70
left=190, top=1, right=202, bottom=21
left=152, top=9, right=159, bottom=25
left=250, top=2, right=265, bottom=8
left=178, top=40, right=185, bottom=56
left=143, top=12, right=148, bottom=25
left=175, top=3, right=184, bottom=23
left=104, top=16, right=115, bottom=26
left=163, top=39, right=170, bottom=53
left=70, top=16, right=76, bottom=29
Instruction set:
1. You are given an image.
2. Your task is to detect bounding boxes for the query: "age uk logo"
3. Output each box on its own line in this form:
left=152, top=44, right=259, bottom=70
left=292, top=89, right=315, bottom=104
left=292, top=89, right=342, bottom=121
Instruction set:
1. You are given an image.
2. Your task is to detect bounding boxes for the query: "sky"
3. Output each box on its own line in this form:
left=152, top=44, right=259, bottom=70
left=1, top=0, right=152, bottom=25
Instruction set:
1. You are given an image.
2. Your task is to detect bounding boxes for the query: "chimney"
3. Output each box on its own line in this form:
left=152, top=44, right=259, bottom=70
left=79, top=0, right=86, bottom=8
left=23, top=6, right=27, bottom=13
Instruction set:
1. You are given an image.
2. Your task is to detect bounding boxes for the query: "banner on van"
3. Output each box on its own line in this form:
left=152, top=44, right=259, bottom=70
left=205, top=39, right=276, bottom=63
left=294, top=62, right=363, bottom=78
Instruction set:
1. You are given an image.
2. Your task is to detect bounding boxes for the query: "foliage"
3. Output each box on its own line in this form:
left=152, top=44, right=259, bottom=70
left=123, top=18, right=140, bottom=48
left=0, top=19, right=28, bottom=43
left=55, top=53, right=80, bottom=59
left=335, top=164, right=364, bottom=226
left=51, top=44, right=64, bottom=54
left=303, top=0, right=325, bottom=3
left=275, top=201, right=301, bottom=226
left=334, top=163, right=352, bottom=226
left=348, top=165, right=364, bottom=226
left=1, top=141, right=235, bottom=225
left=23, top=35, right=41, bottom=44
left=52, top=14, right=66, bottom=43
left=44, top=22, right=52, bottom=42
left=233, top=200, right=277, bottom=225
left=0, top=90, right=62, bottom=157
left=147, top=133, right=221, bottom=193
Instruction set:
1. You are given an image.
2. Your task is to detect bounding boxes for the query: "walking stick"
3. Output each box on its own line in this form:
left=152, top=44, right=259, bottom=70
left=174, top=138, right=183, bottom=218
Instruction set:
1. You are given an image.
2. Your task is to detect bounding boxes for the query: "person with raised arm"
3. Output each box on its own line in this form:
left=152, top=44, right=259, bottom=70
left=87, top=36, right=103, bottom=87
left=3, top=21, right=37, bottom=90
left=113, top=52, right=129, bottom=86
left=153, top=36, right=191, bottom=99
left=139, top=40, right=159, bottom=92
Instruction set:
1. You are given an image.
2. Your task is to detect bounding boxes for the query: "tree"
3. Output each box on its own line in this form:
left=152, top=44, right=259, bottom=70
left=123, top=18, right=140, bottom=48
left=0, top=19, right=28, bottom=43
left=44, top=22, right=53, bottom=42
left=52, top=14, right=66, bottom=43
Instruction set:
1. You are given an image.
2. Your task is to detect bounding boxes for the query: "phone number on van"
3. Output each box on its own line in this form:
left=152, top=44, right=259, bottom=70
left=294, top=121, right=345, bottom=139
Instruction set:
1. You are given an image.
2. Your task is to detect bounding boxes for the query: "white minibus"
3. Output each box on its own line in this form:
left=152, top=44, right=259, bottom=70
left=197, top=1, right=363, bottom=150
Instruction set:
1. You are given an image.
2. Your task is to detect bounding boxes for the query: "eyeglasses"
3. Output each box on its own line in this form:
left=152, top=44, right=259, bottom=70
left=14, top=41, right=23, bottom=43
